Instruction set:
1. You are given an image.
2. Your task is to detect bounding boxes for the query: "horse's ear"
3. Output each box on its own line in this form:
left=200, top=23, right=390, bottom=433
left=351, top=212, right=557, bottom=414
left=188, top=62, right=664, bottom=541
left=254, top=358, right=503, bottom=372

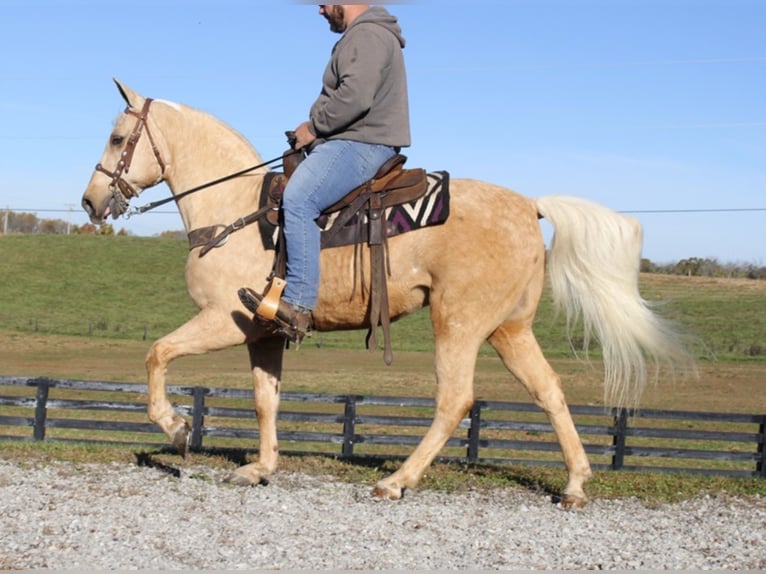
left=113, top=78, right=143, bottom=109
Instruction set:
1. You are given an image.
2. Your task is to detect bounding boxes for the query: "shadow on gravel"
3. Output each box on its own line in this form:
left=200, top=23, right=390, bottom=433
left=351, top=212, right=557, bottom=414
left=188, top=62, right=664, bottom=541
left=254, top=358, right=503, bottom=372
left=135, top=451, right=182, bottom=478
left=133, top=447, right=251, bottom=478
left=132, top=448, right=564, bottom=505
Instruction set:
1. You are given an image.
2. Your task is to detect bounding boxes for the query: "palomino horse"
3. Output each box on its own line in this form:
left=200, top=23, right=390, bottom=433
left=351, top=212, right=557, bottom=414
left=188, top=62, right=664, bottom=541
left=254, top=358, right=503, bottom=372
left=82, top=80, right=691, bottom=508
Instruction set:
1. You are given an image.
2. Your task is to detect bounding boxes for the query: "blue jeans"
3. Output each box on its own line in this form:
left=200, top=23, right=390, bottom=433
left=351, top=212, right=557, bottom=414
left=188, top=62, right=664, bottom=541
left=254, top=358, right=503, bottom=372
left=282, top=139, right=396, bottom=310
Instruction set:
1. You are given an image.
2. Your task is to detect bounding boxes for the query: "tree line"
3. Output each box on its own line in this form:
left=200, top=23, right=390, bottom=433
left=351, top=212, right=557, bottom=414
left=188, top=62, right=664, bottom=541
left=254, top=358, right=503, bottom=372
left=1, top=210, right=123, bottom=236
left=1, top=210, right=183, bottom=239
left=641, top=257, right=766, bottom=280
left=2, top=209, right=764, bottom=279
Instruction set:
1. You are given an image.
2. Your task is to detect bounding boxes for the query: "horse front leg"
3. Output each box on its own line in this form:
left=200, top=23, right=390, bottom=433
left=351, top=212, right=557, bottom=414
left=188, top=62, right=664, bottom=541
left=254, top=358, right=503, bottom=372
left=145, top=310, right=248, bottom=455
left=225, top=336, right=285, bottom=486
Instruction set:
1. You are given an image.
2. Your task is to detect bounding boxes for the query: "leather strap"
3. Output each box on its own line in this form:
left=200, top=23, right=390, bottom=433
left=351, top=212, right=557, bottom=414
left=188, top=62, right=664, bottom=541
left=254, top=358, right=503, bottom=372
left=365, top=193, right=393, bottom=365
left=191, top=204, right=275, bottom=256
left=188, top=224, right=227, bottom=251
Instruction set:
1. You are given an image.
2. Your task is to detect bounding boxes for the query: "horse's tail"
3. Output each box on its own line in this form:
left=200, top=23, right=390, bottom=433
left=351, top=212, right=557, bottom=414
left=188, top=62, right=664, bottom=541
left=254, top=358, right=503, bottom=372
left=534, top=195, right=695, bottom=409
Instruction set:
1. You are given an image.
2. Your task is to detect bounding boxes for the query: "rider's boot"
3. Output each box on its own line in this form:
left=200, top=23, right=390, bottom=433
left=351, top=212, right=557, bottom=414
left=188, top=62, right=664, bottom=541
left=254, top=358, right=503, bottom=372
left=238, top=287, right=312, bottom=344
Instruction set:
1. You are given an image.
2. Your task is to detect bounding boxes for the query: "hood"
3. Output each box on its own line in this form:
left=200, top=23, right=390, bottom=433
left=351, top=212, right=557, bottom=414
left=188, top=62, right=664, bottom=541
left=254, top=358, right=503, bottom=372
left=349, top=6, right=406, bottom=48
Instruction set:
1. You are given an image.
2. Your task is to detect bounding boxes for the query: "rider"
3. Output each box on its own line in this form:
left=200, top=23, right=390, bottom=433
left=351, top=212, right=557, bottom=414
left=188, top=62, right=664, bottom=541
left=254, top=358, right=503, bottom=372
left=239, top=4, right=411, bottom=342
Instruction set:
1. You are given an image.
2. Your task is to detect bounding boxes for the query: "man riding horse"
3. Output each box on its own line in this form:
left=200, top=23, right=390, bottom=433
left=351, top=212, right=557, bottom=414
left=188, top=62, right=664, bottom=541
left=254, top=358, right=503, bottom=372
left=238, top=4, right=411, bottom=343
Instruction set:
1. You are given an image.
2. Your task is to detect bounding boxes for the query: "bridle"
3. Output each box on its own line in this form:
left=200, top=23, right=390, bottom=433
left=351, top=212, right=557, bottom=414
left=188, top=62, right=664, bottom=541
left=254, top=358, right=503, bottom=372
left=94, top=98, right=167, bottom=217
left=91, top=97, right=297, bottom=220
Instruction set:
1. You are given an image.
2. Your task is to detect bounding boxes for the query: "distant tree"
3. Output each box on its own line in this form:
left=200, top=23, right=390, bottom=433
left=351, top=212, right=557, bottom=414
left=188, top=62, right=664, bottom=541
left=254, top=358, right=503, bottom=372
left=720, top=262, right=742, bottom=279
left=157, top=230, right=186, bottom=240
left=640, top=258, right=656, bottom=273
left=698, top=257, right=721, bottom=278
left=73, top=223, right=117, bottom=236
left=676, top=257, right=705, bottom=277
left=746, top=264, right=766, bottom=280
left=74, top=223, right=99, bottom=235
left=40, top=218, right=69, bottom=234
left=9, top=212, right=40, bottom=233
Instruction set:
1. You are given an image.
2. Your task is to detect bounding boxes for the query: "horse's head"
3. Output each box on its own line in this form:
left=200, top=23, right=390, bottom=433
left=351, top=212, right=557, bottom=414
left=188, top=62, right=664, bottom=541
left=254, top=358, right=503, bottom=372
left=82, top=79, right=167, bottom=223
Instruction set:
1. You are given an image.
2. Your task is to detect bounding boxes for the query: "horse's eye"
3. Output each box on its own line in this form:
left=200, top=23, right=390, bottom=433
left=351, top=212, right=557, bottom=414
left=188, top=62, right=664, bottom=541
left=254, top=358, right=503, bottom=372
left=111, top=135, right=124, bottom=146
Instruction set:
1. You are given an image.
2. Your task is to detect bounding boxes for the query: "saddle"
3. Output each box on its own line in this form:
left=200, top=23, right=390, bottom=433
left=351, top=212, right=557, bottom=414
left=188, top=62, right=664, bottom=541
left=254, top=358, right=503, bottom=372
left=264, top=149, right=429, bottom=364
left=189, top=145, right=430, bottom=364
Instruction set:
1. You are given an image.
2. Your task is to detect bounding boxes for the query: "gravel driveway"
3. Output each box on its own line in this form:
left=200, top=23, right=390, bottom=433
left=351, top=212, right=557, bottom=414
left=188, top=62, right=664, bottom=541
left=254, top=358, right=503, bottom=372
left=0, top=460, right=763, bottom=570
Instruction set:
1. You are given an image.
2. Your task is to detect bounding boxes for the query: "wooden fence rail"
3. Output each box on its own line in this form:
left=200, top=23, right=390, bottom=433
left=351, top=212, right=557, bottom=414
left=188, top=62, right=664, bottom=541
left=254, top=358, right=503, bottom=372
left=0, top=375, right=763, bottom=479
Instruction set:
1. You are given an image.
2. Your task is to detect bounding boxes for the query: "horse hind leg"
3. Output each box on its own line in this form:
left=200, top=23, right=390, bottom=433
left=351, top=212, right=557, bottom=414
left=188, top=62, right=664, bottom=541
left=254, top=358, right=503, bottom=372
left=373, top=330, right=480, bottom=499
left=488, top=323, right=592, bottom=509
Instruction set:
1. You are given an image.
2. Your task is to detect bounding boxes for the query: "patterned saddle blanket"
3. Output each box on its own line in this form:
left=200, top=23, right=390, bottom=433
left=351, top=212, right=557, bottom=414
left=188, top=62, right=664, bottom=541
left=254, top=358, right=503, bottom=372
left=258, top=170, right=450, bottom=251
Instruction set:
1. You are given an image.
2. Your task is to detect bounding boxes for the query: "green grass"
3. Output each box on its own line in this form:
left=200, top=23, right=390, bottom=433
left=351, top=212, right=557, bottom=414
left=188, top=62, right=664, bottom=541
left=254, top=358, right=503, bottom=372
left=1, top=234, right=765, bottom=360
left=0, top=235, right=197, bottom=340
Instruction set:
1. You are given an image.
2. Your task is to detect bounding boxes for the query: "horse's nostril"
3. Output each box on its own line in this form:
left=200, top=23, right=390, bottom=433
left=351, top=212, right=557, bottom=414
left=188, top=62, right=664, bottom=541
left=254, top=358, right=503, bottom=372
left=81, top=197, right=104, bottom=223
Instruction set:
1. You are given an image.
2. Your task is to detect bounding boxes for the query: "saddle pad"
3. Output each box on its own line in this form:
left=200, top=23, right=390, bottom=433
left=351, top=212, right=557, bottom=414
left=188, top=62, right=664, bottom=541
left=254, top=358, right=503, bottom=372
left=258, top=171, right=450, bottom=251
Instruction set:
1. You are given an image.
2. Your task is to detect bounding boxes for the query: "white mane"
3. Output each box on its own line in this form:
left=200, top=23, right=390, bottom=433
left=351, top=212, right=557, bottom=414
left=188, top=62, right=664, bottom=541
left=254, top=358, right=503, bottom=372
left=154, top=99, right=182, bottom=112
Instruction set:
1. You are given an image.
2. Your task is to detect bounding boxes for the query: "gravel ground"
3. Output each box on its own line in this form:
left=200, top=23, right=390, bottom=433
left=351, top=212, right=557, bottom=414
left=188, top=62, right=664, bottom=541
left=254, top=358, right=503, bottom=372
left=0, top=460, right=764, bottom=570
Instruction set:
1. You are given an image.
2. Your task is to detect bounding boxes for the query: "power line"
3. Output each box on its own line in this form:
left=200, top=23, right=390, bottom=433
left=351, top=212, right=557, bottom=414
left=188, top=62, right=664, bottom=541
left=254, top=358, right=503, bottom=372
left=5, top=207, right=765, bottom=216
left=5, top=208, right=178, bottom=215
left=620, top=207, right=766, bottom=214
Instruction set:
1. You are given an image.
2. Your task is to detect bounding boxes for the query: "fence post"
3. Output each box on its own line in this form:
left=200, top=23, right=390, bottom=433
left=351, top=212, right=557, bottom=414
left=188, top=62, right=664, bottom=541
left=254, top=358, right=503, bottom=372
left=466, top=402, right=482, bottom=462
left=757, top=415, right=766, bottom=479
left=341, top=396, right=357, bottom=458
left=611, top=408, right=629, bottom=471
left=190, top=387, right=208, bottom=452
left=31, top=377, right=52, bottom=441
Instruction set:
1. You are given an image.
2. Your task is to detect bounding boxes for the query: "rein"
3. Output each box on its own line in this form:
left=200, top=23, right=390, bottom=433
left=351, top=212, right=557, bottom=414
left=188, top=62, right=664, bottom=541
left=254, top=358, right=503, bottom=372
left=126, top=154, right=289, bottom=218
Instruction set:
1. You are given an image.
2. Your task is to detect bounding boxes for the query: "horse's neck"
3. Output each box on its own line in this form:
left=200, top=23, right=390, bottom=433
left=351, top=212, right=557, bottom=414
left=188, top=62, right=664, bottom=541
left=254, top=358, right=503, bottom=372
left=159, top=105, right=268, bottom=232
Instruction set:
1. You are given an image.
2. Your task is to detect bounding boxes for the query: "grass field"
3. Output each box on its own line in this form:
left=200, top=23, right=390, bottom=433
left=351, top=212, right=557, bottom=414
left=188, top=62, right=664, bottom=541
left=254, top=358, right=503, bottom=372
left=2, top=234, right=765, bottom=361
left=1, top=234, right=764, bottom=500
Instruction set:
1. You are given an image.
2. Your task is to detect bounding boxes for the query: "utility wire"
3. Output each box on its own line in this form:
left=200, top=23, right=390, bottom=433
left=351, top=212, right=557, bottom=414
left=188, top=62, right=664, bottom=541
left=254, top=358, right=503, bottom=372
left=6, top=207, right=766, bottom=216
left=620, top=207, right=766, bottom=214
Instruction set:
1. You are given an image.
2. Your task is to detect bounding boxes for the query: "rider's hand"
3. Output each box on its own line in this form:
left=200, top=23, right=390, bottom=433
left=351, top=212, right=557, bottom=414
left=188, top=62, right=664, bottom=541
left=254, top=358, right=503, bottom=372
left=294, top=121, right=317, bottom=150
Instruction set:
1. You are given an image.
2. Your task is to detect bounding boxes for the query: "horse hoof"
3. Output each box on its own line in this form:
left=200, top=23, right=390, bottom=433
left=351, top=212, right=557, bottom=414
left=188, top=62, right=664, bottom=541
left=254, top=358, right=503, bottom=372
left=224, top=469, right=267, bottom=487
left=172, top=423, right=191, bottom=458
left=560, top=494, right=587, bottom=510
left=372, top=482, right=403, bottom=500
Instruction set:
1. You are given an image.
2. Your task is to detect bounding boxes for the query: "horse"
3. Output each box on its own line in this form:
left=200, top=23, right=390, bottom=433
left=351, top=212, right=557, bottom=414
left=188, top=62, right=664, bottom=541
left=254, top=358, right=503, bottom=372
left=82, top=79, right=692, bottom=508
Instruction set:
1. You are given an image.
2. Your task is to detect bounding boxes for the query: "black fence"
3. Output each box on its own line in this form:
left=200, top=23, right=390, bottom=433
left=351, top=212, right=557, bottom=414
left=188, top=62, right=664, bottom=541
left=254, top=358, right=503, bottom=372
left=0, top=375, right=763, bottom=479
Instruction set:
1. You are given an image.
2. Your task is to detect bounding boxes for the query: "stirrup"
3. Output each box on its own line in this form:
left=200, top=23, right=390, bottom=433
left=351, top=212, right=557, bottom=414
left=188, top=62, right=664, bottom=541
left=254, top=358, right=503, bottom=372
left=254, top=277, right=286, bottom=321
left=238, top=284, right=313, bottom=344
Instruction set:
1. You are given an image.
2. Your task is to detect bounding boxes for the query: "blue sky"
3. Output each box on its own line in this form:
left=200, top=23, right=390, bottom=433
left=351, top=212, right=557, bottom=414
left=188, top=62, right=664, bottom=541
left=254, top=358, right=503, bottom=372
left=2, top=0, right=764, bottom=264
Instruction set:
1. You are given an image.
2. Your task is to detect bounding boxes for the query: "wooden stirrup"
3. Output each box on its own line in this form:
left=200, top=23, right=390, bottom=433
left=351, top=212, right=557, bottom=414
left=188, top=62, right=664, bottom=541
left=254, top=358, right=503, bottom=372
left=256, top=277, right=287, bottom=321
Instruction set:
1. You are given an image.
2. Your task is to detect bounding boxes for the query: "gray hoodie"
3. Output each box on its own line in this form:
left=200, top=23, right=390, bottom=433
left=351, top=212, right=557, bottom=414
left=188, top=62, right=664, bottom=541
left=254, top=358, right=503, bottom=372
left=309, top=6, right=411, bottom=149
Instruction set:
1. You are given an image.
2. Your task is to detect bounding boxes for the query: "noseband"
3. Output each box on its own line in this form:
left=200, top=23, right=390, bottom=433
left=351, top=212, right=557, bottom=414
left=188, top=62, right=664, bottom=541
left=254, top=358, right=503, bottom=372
left=94, top=98, right=166, bottom=215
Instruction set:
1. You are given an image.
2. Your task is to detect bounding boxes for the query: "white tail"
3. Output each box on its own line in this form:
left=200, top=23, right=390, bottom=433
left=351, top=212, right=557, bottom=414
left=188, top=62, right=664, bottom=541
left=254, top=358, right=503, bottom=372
left=535, top=195, right=694, bottom=408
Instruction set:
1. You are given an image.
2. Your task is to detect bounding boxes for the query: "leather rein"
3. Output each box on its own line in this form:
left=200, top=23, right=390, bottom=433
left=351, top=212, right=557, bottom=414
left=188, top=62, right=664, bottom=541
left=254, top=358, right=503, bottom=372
left=93, top=97, right=289, bottom=219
